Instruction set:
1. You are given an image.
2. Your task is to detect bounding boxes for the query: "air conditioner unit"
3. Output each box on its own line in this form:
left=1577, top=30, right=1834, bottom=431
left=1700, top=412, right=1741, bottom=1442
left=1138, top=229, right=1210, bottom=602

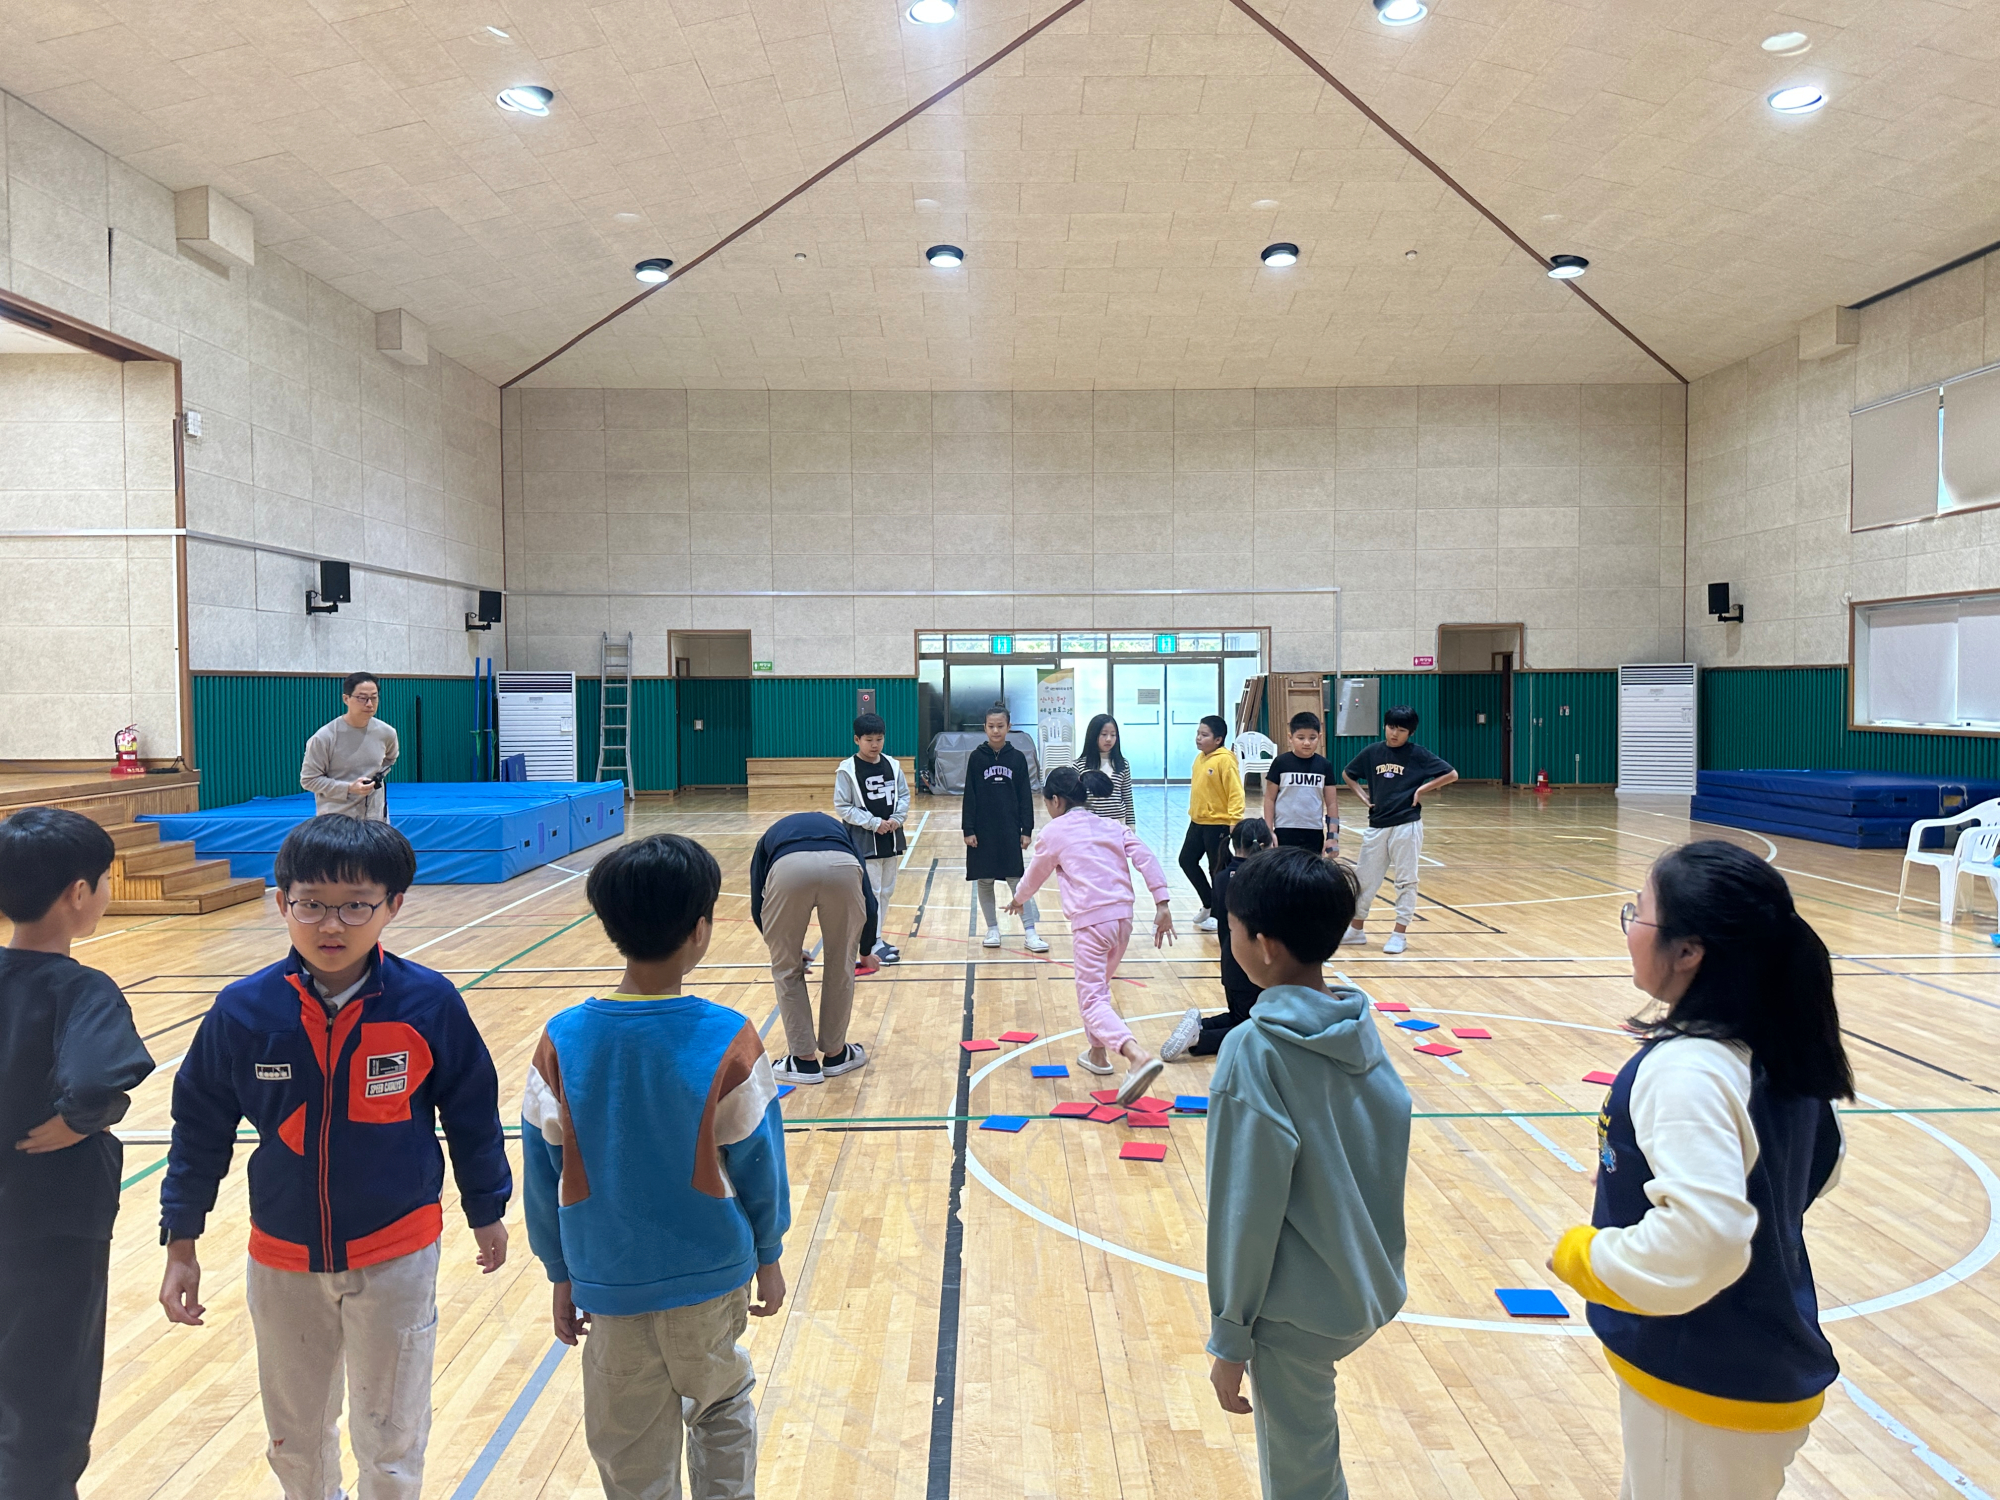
left=496, top=671, right=577, bottom=782
left=1616, top=663, right=1696, bottom=797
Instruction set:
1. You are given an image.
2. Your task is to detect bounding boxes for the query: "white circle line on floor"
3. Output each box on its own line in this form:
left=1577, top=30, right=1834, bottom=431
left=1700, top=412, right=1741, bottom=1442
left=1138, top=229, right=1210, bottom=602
left=963, top=1013, right=2000, bottom=1335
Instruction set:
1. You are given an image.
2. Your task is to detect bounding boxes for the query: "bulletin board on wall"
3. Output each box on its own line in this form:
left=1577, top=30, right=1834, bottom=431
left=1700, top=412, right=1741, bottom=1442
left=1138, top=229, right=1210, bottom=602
left=1850, top=589, right=2000, bottom=735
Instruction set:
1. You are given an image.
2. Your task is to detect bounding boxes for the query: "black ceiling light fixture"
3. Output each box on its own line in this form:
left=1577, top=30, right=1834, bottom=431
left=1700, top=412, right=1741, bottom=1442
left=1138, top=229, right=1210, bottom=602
left=1546, top=253, right=1589, bottom=279
left=1260, top=242, right=1299, bottom=266
left=634, top=258, right=674, bottom=283
left=925, top=244, right=964, bottom=267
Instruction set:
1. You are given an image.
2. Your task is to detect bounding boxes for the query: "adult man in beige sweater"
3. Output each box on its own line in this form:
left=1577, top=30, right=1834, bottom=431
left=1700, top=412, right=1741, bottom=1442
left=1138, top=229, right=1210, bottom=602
left=301, top=672, right=399, bottom=820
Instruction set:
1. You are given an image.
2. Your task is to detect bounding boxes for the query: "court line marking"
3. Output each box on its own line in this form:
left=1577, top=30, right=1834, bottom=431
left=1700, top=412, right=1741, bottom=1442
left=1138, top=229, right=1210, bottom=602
left=446, top=1341, right=568, bottom=1500
left=1508, top=1116, right=1588, bottom=1173
left=965, top=1018, right=2000, bottom=1337
left=402, top=869, right=589, bottom=957
left=1838, top=1375, right=1996, bottom=1500
left=899, top=810, right=931, bottom=867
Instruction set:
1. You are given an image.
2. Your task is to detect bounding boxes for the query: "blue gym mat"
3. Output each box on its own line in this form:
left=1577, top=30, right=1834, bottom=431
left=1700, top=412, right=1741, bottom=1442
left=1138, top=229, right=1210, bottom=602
left=141, top=781, right=627, bottom=884
left=1691, top=770, right=2000, bottom=850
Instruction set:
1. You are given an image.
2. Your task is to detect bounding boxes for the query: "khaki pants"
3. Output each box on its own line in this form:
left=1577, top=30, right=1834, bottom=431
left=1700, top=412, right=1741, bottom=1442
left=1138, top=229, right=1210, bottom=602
left=761, top=849, right=865, bottom=1058
left=582, top=1286, right=759, bottom=1500
left=1355, top=822, right=1423, bottom=927
left=1617, top=1381, right=1811, bottom=1500
left=244, top=1241, right=439, bottom=1500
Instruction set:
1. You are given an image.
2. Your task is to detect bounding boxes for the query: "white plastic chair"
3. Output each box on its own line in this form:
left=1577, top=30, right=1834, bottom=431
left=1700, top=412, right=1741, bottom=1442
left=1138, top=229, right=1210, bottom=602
left=1898, top=797, right=2000, bottom=923
left=1234, top=731, right=1277, bottom=790
left=1948, top=824, right=2000, bottom=926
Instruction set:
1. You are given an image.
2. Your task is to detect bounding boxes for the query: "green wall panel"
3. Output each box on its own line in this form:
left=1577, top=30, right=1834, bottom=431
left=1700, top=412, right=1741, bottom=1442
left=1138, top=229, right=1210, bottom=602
left=1434, top=673, right=1507, bottom=781
left=192, top=674, right=479, bottom=810
left=1512, top=671, right=1618, bottom=785
left=679, top=678, right=752, bottom=785
left=750, top=677, right=920, bottom=758
left=1324, top=674, right=1441, bottom=772
left=571, top=677, right=679, bottom=791
left=1701, top=667, right=2000, bottom=778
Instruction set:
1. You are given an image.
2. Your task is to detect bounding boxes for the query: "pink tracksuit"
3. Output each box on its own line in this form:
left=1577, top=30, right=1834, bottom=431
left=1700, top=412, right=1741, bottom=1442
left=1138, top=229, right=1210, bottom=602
left=1015, top=809, right=1173, bottom=1050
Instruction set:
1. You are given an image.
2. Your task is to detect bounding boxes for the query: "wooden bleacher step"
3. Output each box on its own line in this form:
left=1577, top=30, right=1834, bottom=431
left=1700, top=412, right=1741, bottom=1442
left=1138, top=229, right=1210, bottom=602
left=105, top=822, right=266, bottom=917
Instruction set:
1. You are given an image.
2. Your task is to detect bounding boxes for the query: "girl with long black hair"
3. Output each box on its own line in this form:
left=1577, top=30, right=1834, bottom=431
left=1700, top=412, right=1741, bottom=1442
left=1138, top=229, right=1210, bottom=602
left=1072, top=713, right=1134, bottom=826
left=1550, top=840, right=1852, bottom=1500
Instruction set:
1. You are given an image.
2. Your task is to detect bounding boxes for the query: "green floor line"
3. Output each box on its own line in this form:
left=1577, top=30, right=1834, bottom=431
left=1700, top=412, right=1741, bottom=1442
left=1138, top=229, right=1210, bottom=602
left=122, top=1155, right=168, bottom=1190
left=459, top=912, right=599, bottom=991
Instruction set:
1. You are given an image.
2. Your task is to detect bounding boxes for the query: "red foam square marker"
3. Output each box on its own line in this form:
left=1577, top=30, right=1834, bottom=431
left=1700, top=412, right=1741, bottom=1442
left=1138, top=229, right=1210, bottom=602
left=1120, top=1142, right=1167, bottom=1162
left=1583, top=1070, right=1618, bottom=1086
left=1451, top=1028, right=1491, bottom=1040
left=1374, top=1002, right=1411, bottom=1013
left=962, top=1039, right=1000, bottom=1053
left=999, top=1030, right=1039, bottom=1044
left=1088, top=1104, right=1128, bottom=1124
left=1127, top=1111, right=1172, bottom=1128
left=1089, top=1089, right=1122, bottom=1105
left=1131, top=1095, right=1172, bottom=1115
left=1414, top=1042, right=1462, bottom=1057
left=1050, top=1102, right=1095, bottom=1118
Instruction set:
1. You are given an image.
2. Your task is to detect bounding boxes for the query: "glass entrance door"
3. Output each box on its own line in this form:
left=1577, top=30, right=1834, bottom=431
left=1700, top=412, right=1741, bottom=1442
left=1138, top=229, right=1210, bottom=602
left=1166, top=661, right=1221, bottom=779
left=1112, top=660, right=1223, bottom=782
left=1111, top=662, right=1166, bottom=781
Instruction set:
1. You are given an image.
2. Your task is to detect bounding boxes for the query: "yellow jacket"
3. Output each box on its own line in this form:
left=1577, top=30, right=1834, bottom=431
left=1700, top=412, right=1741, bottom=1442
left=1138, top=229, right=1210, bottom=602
left=1188, top=746, right=1245, bottom=825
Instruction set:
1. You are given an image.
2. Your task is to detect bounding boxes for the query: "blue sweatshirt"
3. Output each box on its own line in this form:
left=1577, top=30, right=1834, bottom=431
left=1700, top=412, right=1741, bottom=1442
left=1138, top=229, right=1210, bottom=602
left=522, top=993, right=790, bottom=1316
left=1205, top=983, right=1412, bottom=1362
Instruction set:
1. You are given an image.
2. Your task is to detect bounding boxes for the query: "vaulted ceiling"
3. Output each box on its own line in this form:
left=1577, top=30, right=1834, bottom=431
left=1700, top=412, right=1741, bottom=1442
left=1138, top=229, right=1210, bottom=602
left=4, top=0, right=1997, bottom=388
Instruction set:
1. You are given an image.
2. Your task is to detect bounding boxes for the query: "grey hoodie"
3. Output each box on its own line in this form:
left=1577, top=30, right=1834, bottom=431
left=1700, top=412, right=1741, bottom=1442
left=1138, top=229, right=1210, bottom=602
left=1205, top=983, right=1412, bottom=1362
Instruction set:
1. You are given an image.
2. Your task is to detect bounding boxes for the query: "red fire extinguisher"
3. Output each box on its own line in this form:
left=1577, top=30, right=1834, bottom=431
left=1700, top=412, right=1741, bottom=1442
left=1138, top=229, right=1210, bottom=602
left=112, top=723, right=143, bottom=776
left=1534, top=768, right=1551, bottom=792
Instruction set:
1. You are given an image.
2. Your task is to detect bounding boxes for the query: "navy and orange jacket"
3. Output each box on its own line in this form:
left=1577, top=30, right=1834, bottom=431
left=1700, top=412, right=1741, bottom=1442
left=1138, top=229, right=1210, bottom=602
left=160, top=947, right=510, bottom=1272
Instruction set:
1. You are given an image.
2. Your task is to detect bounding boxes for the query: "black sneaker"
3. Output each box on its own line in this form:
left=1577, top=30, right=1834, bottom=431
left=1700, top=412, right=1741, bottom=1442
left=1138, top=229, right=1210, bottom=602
left=772, top=1055, right=825, bottom=1085
left=875, top=943, right=901, bottom=965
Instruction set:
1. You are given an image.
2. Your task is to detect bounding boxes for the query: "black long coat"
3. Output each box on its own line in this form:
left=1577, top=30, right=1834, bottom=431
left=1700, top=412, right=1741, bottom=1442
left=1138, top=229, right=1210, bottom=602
left=961, top=741, right=1034, bottom=881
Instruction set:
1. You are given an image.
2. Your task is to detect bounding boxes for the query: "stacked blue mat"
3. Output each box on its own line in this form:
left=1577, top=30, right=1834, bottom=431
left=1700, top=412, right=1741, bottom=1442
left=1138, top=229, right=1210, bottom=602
left=140, top=782, right=628, bottom=884
left=1691, top=770, right=2000, bottom=849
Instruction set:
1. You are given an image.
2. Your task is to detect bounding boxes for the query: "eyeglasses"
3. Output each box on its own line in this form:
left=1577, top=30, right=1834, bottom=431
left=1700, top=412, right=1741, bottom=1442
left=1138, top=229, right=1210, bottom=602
left=348, top=693, right=380, bottom=704
left=1619, top=902, right=1657, bottom=935
left=286, top=897, right=387, bottom=926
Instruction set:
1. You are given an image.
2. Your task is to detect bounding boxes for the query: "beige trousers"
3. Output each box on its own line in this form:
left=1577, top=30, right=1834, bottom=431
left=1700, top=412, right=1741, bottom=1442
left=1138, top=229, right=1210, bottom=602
left=1617, top=1381, right=1812, bottom=1500
left=582, top=1285, right=759, bottom=1500
left=761, top=849, right=865, bottom=1058
left=244, top=1240, right=440, bottom=1500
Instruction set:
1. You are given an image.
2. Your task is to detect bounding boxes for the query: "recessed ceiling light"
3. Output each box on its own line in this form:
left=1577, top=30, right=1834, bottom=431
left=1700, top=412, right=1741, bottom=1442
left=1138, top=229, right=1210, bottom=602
left=1540, top=212, right=1562, bottom=222
left=496, top=85, right=553, bottom=115
left=795, top=252, right=808, bottom=261
left=1761, top=31, right=1810, bottom=56
left=1768, top=85, right=1826, bottom=114
left=470, top=24, right=513, bottom=45
left=1373, top=0, right=1427, bottom=24
left=915, top=197, right=939, bottom=209
left=1404, top=249, right=1418, bottom=261
left=1546, top=254, right=1589, bottom=279
left=634, top=257, right=673, bottom=283
left=1252, top=198, right=1279, bottom=209
left=1260, top=243, right=1299, bottom=267
left=907, top=0, right=955, bottom=22
left=925, top=244, right=964, bottom=267
left=612, top=211, right=641, bottom=222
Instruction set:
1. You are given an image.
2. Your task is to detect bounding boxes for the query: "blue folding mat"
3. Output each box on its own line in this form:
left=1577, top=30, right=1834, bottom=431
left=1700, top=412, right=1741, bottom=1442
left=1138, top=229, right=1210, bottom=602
left=140, top=781, right=628, bottom=884
left=1691, top=770, right=2000, bottom=849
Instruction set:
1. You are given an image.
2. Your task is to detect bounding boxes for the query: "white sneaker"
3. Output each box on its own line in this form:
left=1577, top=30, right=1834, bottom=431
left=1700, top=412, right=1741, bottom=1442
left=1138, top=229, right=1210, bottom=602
left=1341, top=925, right=1367, bottom=947
left=1023, top=929, right=1050, bottom=954
left=1160, top=1008, right=1201, bottom=1062
left=771, top=1056, right=826, bottom=1085
left=822, top=1041, right=868, bottom=1077
left=1382, top=931, right=1407, bottom=954
left=1115, top=1055, right=1166, bottom=1107
left=1197, top=914, right=1219, bottom=934
left=982, top=927, right=1002, bottom=948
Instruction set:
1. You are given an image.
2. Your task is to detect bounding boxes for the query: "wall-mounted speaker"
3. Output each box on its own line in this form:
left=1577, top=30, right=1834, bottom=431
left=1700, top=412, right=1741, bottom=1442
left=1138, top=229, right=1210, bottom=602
left=1706, top=581, right=1743, bottom=624
left=307, top=559, right=350, bottom=615
left=467, top=589, right=503, bottom=631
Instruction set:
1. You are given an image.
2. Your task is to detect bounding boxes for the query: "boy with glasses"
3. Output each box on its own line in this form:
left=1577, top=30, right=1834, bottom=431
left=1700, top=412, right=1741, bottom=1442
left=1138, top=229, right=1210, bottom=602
left=302, top=670, right=399, bottom=820
left=158, top=815, right=510, bottom=1500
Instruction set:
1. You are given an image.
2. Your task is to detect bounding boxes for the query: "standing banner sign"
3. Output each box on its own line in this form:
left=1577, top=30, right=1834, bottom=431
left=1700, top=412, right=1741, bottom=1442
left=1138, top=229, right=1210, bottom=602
left=1036, top=668, right=1075, bottom=771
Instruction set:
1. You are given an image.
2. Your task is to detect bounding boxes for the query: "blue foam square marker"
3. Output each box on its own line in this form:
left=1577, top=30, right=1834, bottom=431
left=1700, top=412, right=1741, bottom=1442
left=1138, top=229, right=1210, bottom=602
left=1395, top=1018, right=1440, bottom=1032
left=1031, top=1064, right=1070, bottom=1078
left=776, top=1084, right=794, bottom=1098
left=1494, top=1288, right=1568, bottom=1318
left=980, top=1115, right=1030, bottom=1133
left=1175, top=1095, right=1209, bottom=1112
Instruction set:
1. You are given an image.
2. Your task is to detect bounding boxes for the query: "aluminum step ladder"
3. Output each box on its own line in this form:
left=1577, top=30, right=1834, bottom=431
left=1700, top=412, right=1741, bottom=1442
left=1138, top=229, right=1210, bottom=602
left=597, top=632, right=634, bottom=795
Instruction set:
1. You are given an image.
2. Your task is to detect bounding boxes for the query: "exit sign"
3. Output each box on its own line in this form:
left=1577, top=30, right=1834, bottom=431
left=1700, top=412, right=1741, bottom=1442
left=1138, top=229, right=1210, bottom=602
left=1156, top=633, right=1178, bottom=653
left=1412, top=655, right=1436, bottom=668
left=990, top=634, right=1013, bottom=654
left=752, top=660, right=773, bottom=673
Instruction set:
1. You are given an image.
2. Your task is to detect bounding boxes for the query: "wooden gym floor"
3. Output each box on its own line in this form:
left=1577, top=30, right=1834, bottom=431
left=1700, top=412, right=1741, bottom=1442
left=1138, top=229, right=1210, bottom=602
left=23, top=786, right=2000, bottom=1499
